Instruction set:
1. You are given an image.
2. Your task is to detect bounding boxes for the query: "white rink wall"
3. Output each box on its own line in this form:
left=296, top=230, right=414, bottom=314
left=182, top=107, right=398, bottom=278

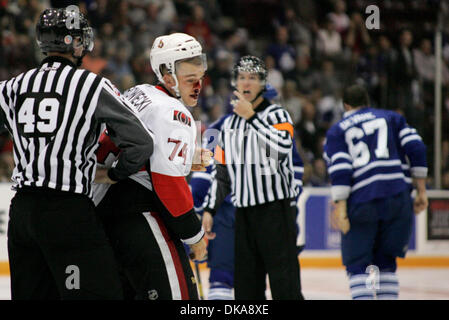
left=0, top=184, right=448, bottom=263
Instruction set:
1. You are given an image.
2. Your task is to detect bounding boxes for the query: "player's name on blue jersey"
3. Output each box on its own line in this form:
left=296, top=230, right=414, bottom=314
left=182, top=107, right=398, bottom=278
left=324, top=107, right=427, bottom=205
left=339, top=112, right=376, bottom=131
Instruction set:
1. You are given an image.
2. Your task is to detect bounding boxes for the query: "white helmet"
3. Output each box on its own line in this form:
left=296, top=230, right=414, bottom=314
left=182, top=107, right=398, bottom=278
left=150, top=33, right=206, bottom=96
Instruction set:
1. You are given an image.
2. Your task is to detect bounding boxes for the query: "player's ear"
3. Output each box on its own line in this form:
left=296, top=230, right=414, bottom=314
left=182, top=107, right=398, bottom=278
left=162, top=73, right=176, bottom=88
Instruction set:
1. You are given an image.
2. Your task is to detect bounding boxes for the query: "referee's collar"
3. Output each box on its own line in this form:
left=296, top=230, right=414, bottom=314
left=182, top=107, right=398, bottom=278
left=40, top=55, right=77, bottom=68
left=254, top=98, right=271, bottom=113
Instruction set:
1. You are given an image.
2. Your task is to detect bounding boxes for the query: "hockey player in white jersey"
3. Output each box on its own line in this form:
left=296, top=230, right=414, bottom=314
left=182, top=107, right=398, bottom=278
left=94, top=33, right=211, bottom=300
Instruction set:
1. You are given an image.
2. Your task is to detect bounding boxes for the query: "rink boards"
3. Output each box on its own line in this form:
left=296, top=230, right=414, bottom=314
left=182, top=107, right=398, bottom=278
left=0, top=184, right=448, bottom=274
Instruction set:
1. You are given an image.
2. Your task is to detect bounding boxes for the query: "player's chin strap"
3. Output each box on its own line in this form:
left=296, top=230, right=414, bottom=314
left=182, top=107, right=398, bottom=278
left=169, top=74, right=185, bottom=103
left=158, top=82, right=181, bottom=101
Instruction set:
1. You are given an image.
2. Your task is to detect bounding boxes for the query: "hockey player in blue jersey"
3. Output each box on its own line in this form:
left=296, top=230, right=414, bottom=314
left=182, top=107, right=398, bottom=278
left=323, top=84, right=428, bottom=300
left=190, top=84, right=305, bottom=300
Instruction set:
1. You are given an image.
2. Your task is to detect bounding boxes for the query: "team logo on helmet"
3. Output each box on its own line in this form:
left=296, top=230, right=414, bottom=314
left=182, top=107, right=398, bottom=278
left=64, top=35, right=73, bottom=45
left=158, top=39, right=164, bottom=48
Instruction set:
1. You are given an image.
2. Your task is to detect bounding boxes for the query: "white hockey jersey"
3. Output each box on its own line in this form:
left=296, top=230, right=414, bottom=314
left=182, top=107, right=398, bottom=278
left=127, top=84, right=197, bottom=175
left=94, top=84, right=203, bottom=244
left=96, top=83, right=197, bottom=208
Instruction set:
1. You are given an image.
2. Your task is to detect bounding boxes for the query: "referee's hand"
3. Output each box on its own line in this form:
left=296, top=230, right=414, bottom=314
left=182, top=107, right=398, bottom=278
left=232, top=91, right=255, bottom=120
left=202, top=211, right=216, bottom=239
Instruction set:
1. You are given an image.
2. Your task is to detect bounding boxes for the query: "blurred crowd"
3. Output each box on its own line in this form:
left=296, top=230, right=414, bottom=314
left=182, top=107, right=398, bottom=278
left=1, top=0, right=449, bottom=188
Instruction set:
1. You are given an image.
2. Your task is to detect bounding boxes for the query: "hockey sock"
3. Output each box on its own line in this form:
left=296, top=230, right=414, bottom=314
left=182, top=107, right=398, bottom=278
left=373, top=253, right=399, bottom=299
left=376, top=272, right=399, bottom=300
left=208, top=269, right=234, bottom=300
left=348, top=273, right=375, bottom=300
left=208, top=282, right=234, bottom=300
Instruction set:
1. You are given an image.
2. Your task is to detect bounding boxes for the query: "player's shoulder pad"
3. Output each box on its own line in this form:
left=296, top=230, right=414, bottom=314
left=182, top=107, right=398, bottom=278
left=153, top=89, right=194, bottom=128
left=100, top=76, right=123, bottom=97
left=377, top=108, right=405, bottom=127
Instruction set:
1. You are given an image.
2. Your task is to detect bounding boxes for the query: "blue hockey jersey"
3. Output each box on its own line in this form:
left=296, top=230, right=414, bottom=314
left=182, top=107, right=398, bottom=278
left=323, top=107, right=427, bottom=204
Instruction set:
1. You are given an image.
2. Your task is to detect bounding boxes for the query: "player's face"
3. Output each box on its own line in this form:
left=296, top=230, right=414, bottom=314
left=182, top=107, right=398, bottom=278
left=235, top=72, right=263, bottom=102
left=176, top=62, right=206, bottom=107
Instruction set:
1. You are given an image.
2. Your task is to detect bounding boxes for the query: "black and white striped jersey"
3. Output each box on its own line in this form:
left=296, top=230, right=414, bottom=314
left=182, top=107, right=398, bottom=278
left=0, top=55, right=154, bottom=198
left=204, top=98, right=298, bottom=212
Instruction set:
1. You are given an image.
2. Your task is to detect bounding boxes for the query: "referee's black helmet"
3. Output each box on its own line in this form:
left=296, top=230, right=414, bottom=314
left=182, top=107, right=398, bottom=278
left=231, top=55, right=267, bottom=87
left=36, top=8, right=94, bottom=55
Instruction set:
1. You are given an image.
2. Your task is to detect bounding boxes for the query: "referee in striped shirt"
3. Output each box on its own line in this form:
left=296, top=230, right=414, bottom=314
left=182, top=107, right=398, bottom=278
left=0, top=8, right=154, bottom=299
left=202, top=56, right=303, bottom=300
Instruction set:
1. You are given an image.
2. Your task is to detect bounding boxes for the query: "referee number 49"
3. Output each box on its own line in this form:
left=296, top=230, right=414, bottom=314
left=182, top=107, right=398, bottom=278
left=16, top=95, right=62, bottom=136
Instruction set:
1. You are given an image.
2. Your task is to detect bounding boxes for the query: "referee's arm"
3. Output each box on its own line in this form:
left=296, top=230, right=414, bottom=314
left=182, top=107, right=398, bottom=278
left=202, top=162, right=230, bottom=239
left=0, top=110, right=5, bottom=132
left=0, top=81, right=7, bottom=131
left=95, top=82, right=154, bottom=182
left=204, top=162, right=232, bottom=215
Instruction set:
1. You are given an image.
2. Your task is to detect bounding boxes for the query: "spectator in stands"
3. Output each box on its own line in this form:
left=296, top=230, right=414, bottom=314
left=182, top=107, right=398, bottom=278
left=414, top=38, right=449, bottom=87
left=112, top=0, right=131, bottom=31
left=208, top=49, right=233, bottom=93
left=265, top=55, right=284, bottom=98
left=266, top=25, right=297, bottom=74
left=151, top=0, right=177, bottom=24
left=143, top=1, right=171, bottom=44
left=0, top=0, right=445, bottom=190
left=184, top=3, right=213, bottom=50
left=106, top=45, right=135, bottom=91
left=316, top=89, right=344, bottom=129
left=285, top=54, right=319, bottom=99
left=356, top=44, right=383, bottom=107
left=86, top=0, right=111, bottom=29
left=377, top=35, right=397, bottom=109
left=99, top=22, right=118, bottom=60
left=295, top=100, right=326, bottom=161
left=344, top=12, right=371, bottom=57
left=394, top=29, right=418, bottom=124
left=315, top=59, right=341, bottom=98
left=316, top=16, right=343, bottom=59
left=327, top=0, right=350, bottom=36
left=282, top=6, right=313, bottom=51
left=198, top=0, right=224, bottom=34
left=282, top=80, right=303, bottom=125
left=82, top=38, right=107, bottom=74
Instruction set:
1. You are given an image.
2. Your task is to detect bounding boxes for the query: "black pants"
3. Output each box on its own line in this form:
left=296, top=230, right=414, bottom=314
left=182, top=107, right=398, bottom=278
left=234, top=198, right=303, bottom=300
left=96, top=179, right=198, bottom=300
left=7, top=187, right=123, bottom=300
